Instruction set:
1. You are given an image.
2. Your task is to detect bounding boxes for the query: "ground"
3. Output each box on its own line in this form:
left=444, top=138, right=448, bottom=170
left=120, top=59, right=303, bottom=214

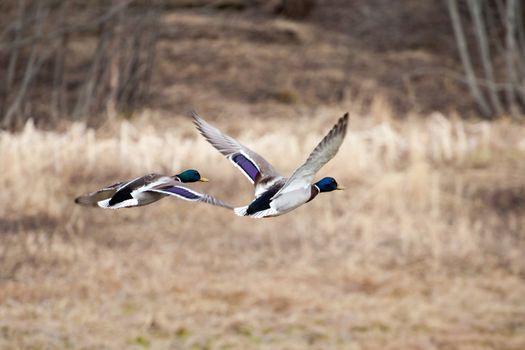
left=1, top=111, right=525, bottom=349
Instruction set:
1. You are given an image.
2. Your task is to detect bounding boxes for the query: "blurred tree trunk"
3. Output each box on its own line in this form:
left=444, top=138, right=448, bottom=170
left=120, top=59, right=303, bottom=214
left=467, top=0, right=504, bottom=116
left=447, top=0, right=525, bottom=118
left=139, top=3, right=162, bottom=109
left=504, top=0, right=519, bottom=116
left=2, top=0, right=26, bottom=123
left=0, top=0, right=163, bottom=130
left=51, top=0, right=70, bottom=123
left=106, top=7, right=124, bottom=122
left=73, top=21, right=111, bottom=119
left=447, top=0, right=491, bottom=117
left=5, top=0, right=26, bottom=93
left=3, top=1, right=48, bottom=128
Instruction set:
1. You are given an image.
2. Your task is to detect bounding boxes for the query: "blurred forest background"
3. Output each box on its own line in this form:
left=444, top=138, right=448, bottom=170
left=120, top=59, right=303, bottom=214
left=4, top=0, right=525, bottom=128
left=1, top=1, right=525, bottom=350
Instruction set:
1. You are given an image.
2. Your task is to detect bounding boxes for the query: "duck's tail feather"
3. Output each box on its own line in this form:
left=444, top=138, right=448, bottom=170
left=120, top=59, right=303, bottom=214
left=74, top=195, right=99, bottom=207
left=234, top=206, right=249, bottom=216
left=234, top=206, right=280, bottom=218
left=74, top=188, right=118, bottom=207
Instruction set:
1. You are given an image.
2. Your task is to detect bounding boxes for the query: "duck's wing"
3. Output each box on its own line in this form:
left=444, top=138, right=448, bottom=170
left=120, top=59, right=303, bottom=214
left=192, top=112, right=282, bottom=196
left=121, top=173, right=162, bottom=191
left=148, top=182, right=234, bottom=209
left=272, top=113, right=348, bottom=199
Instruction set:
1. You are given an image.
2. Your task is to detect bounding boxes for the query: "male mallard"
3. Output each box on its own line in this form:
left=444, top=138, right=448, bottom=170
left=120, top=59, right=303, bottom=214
left=193, top=112, right=348, bottom=218
left=74, top=169, right=232, bottom=209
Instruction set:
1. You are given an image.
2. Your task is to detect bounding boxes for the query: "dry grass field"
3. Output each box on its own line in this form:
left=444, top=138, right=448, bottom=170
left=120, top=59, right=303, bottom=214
left=1, top=105, right=525, bottom=349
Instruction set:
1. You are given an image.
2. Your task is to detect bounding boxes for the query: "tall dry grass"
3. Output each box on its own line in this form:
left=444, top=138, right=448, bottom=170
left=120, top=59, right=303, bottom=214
left=0, top=109, right=524, bottom=349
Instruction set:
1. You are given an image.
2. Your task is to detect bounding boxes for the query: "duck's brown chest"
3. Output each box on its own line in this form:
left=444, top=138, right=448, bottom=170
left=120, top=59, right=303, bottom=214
left=307, top=186, right=320, bottom=203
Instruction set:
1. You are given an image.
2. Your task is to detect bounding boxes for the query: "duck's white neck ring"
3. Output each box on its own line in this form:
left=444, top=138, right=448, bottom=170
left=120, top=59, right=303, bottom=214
left=313, top=184, right=321, bottom=193
left=174, top=176, right=181, bottom=182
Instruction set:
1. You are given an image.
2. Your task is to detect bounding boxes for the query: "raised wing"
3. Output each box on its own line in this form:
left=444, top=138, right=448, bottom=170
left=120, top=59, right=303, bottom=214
left=192, top=112, right=281, bottom=194
left=272, top=113, right=348, bottom=199
left=149, top=184, right=234, bottom=209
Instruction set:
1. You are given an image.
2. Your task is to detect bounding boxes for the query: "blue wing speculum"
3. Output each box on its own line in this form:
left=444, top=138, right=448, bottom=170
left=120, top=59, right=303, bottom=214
left=228, top=151, right=260, bottom=184
left=150, top=186, right=201, bottom=200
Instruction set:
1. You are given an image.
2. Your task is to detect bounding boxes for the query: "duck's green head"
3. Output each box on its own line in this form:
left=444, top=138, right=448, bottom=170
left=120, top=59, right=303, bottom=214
left=176, top=169, right=209, bottom=183
left=314, top=177, right=344, bottom=193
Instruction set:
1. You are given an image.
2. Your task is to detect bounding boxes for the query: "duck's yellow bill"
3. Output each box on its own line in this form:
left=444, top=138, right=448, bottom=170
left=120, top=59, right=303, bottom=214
left=336, top=186, right=345, bottom=190
left=199, top=177, right=210, bottom=182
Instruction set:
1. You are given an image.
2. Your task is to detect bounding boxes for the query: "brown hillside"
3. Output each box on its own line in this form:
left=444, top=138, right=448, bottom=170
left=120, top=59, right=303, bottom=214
left=148, top=1, right=464, bottom=119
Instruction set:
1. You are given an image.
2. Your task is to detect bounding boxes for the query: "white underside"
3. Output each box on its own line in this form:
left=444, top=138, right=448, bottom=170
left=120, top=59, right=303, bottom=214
left=97, top=189, right=165, bottom=209
left=234, top=205, right=281, bottom=218
left=235, top=188, right=311, bottom=219
left=97, top=198, right=139, bottom=209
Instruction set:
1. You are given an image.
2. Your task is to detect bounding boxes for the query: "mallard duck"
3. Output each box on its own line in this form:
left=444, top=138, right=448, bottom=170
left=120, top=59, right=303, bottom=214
left=74, top=169, right=232, bottom=209
left=193, top=112, right=348, bottom=218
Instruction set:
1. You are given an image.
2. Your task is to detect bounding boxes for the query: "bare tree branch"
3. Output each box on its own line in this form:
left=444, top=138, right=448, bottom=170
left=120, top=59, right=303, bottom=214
left=468, top=0, right=504, bottom=116
left=5, top=0, right=26, bottom=92
left=447, top=0, right=492, bottom=117
left=3, top=1, right=48, bottom=128
left=505, top=0, right=520, bottom=117
left=0, top=0, right=135, bottom=51
left=73, top=23, right=111, bottom=119
left=51, top=0, right=70, bottom=122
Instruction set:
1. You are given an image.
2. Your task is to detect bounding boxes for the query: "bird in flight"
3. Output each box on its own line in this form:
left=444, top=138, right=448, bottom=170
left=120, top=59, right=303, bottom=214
left=74, top=169, right=232, bottom=209
left=193, top=112, right=348, bottom=218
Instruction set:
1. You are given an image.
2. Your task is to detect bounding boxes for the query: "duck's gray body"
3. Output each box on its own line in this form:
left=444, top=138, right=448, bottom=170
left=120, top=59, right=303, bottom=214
left=240, top=179, right=320, bottom=218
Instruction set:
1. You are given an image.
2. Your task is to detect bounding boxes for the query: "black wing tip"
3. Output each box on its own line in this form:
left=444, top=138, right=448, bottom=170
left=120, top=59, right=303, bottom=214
left=190, top=110, right=201, bottom=123
left=329, top=112, right=349, bottom=137
left=340, top=112, right=349, bottom=125
left=188, top=109, right=199, bottom=118
left=190, top=111, right=215, bottom=137
left=190, top=111, right=206, bottom=133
